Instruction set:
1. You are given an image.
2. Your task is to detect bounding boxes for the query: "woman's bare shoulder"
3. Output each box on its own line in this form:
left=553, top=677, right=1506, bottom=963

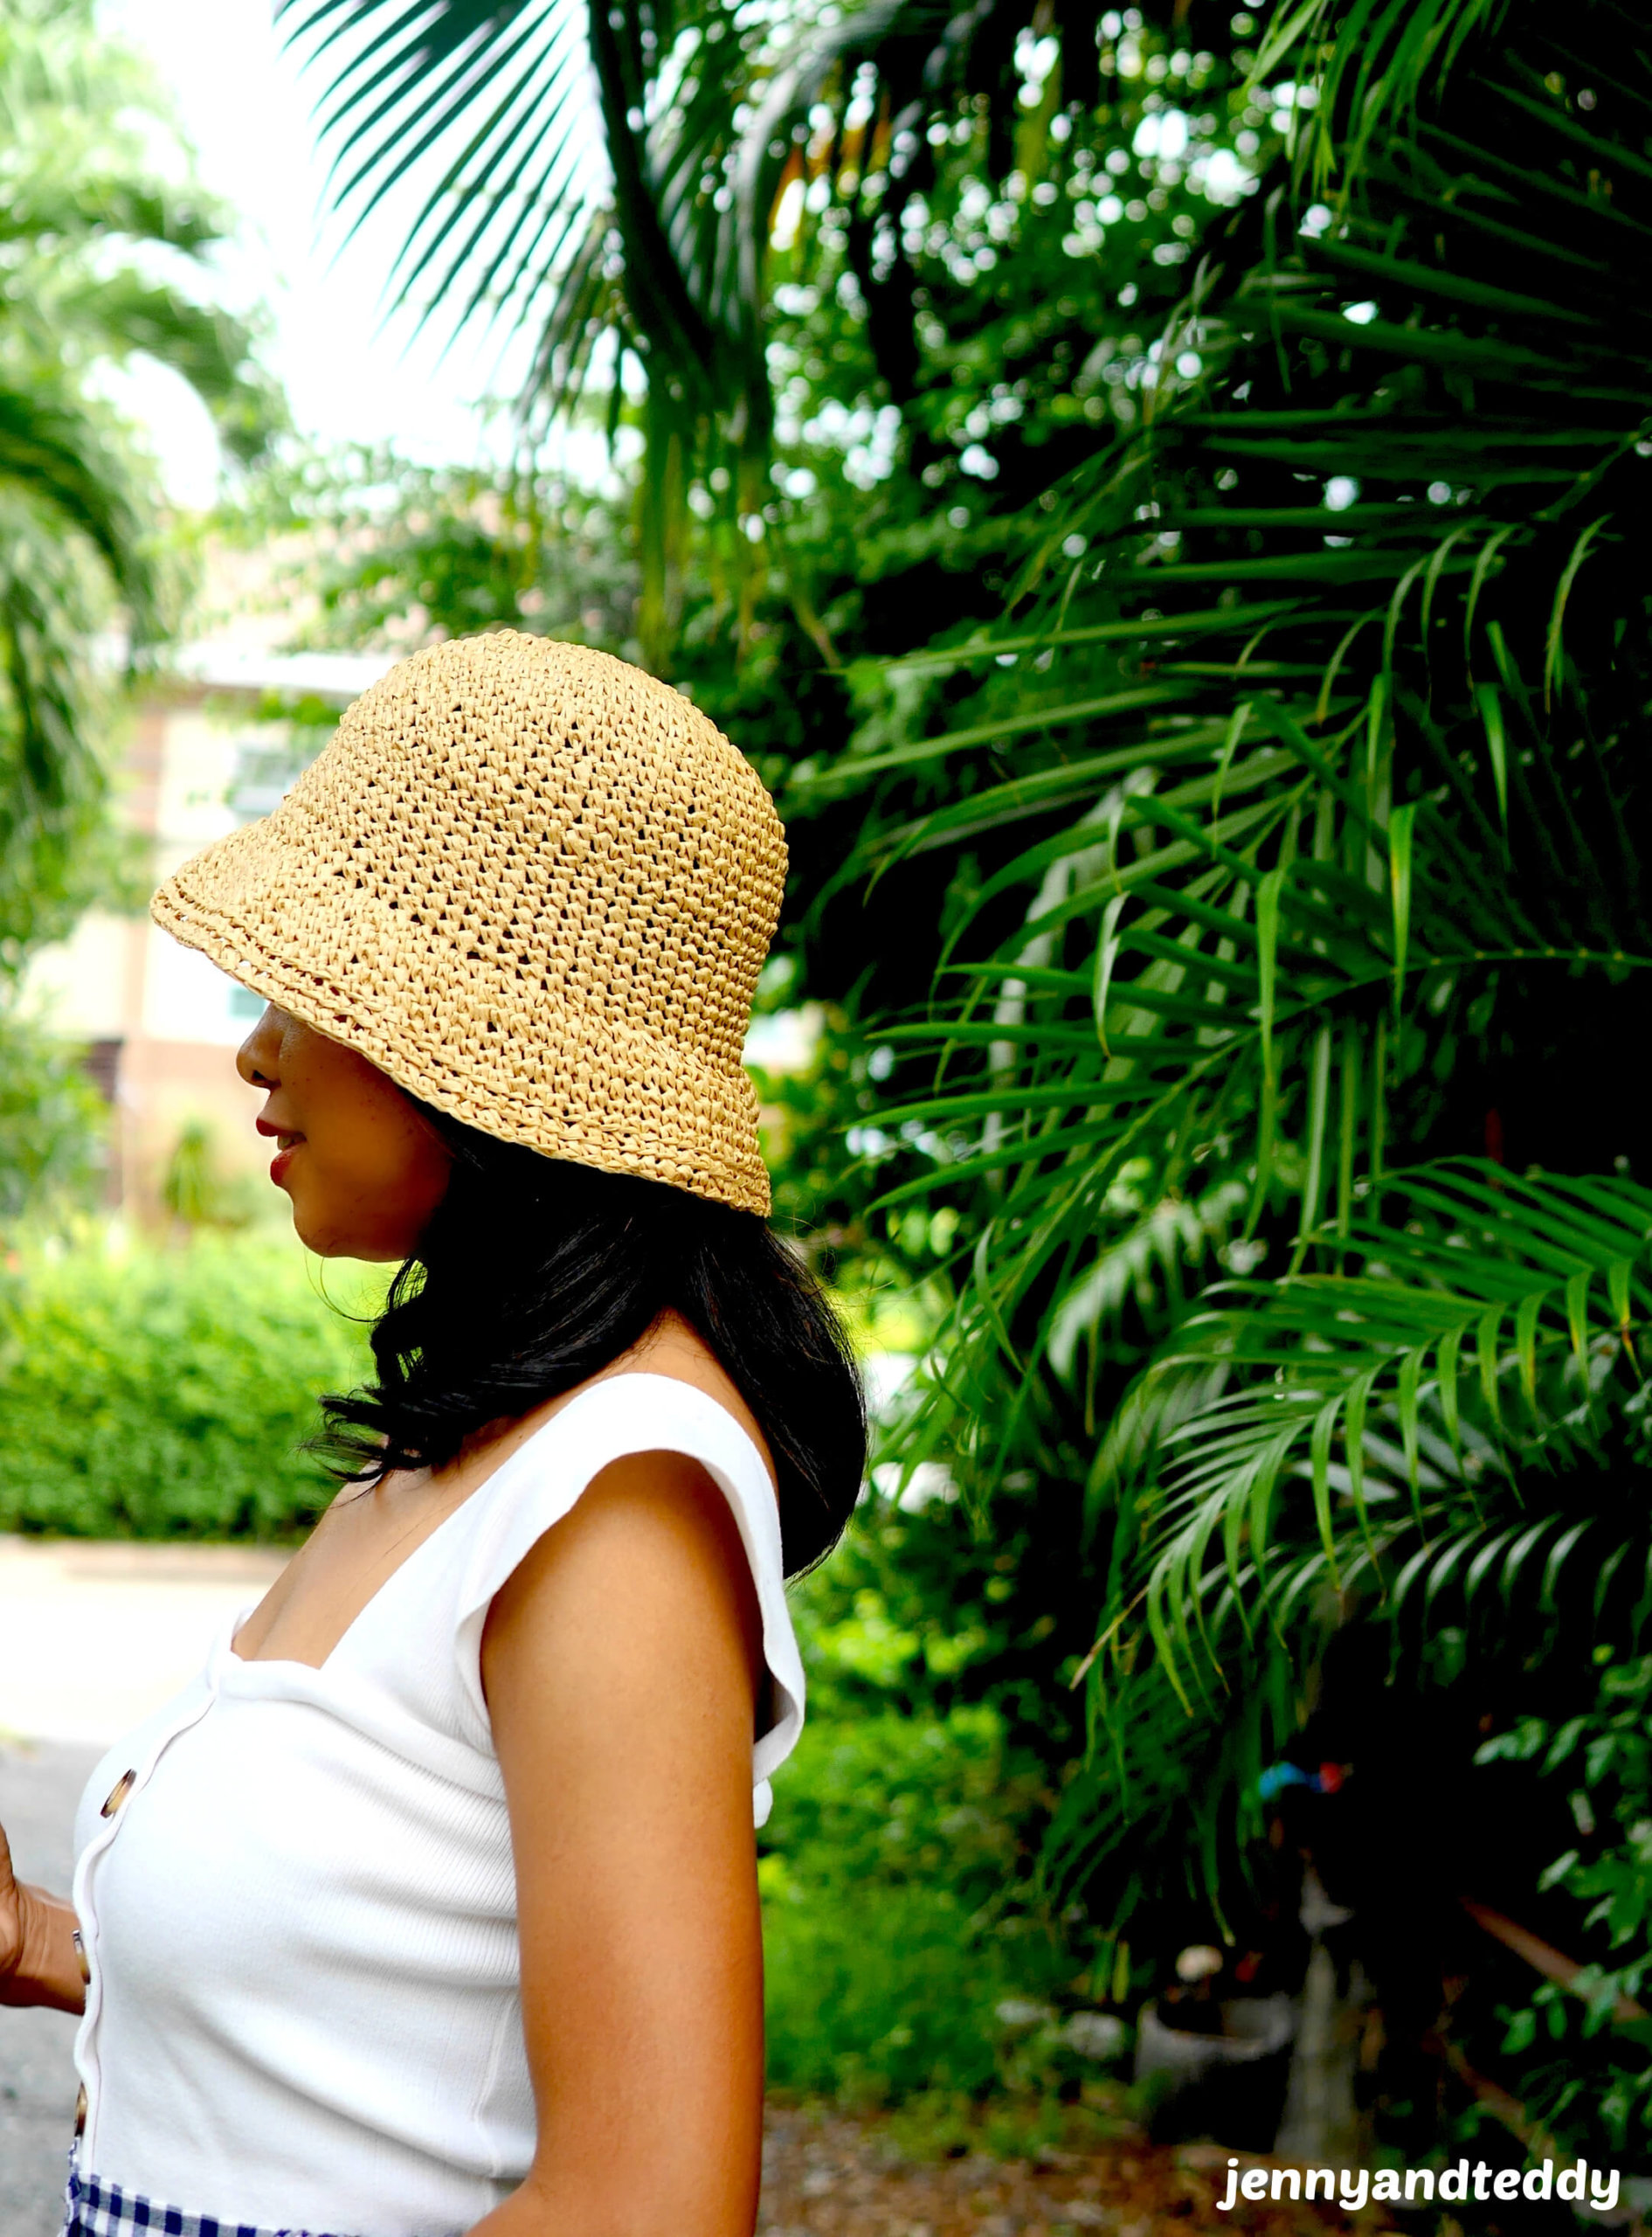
left=604, top=1312, right=778, bottom=1495
left=466, top=1311, right=777, bottom=1498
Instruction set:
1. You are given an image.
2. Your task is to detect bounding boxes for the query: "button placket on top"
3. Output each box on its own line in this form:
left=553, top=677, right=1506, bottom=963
left=69, top=1624, right=239, bottom=2171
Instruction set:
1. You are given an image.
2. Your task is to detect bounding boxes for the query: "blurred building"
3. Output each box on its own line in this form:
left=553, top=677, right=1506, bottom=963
left=22, top=648, right=393, bottom=1215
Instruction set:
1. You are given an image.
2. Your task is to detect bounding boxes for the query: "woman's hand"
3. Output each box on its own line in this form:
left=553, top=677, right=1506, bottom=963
left=0, top=1818, right=24, bottom=1989
left=473, top=1449, right=767, bottom=2237
left=0, top=1819, right=84, bottom=2015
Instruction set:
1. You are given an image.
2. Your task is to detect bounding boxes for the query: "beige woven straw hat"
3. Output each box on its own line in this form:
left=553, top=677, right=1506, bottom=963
left=151, top=631, right=786, bottom=1215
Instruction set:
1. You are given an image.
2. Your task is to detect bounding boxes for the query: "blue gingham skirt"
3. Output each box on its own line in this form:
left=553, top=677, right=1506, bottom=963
left=64, top=2162, right=351, bottom=2237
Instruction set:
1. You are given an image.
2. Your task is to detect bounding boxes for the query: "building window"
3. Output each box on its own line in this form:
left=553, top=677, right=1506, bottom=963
left=227, top=728, right=324, bottom=825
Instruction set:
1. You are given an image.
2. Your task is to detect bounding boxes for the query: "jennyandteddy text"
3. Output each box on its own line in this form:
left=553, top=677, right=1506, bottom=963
left=1215, top=2157, right=1620, bottom=2213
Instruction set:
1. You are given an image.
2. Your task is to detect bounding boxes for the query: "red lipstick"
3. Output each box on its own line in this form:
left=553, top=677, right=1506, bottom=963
left=256, top=1115, right=304, bottom=1188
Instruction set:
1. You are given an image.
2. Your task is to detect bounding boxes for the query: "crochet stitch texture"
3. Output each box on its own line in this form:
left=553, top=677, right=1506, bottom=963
left=151, top=631, right=785, bottom=1214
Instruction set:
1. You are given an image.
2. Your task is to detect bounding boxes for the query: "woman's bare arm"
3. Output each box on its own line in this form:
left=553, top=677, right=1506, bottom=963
left=0, top=1825, right=84, bottom=2015
left=470, top=1450, right=766, bottom=2237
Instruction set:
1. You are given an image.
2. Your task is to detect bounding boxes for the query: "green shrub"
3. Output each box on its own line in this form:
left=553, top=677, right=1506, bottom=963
left=763, top=1704, right=1036, bottom=1906
left=0, top=1229, right=372, bottom=1538
left=764, top=1866, right=1018, bottom=2100
left=760, top=1705, right=1105, bottom=2104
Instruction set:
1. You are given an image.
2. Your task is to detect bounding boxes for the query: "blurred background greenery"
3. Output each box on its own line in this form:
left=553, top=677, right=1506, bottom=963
left=4, top=0, right=1652, bottom=2207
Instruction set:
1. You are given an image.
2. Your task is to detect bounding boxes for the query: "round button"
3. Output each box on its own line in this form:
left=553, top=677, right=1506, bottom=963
left=73, top=2082, right=87, bottom=2137
left=71, top=1930, right=89, bottom=1986
left=100, top=1770, right=135, bottom=1819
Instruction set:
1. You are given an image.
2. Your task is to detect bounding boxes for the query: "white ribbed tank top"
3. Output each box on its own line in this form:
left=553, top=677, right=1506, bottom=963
left=68, top=1374, right=805, bottom=2237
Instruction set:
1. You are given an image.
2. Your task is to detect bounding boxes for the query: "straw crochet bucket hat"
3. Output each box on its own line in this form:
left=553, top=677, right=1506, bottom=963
left=151, top=631, right=786, bottom=1215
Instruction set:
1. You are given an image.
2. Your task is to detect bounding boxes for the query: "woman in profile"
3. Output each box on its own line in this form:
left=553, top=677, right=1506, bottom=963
left=0, top=630, right=864, bottom=2237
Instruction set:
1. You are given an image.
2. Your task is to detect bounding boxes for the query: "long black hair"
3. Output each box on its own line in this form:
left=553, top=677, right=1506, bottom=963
left=318, top=1102, right=866, bottom=1575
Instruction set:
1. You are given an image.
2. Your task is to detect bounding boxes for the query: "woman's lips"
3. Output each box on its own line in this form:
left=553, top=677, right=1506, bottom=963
left=268, top=1134, right=305, bottom=1187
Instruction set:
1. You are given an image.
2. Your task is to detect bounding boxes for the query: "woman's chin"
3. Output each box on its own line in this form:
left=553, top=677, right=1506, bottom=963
left=281, top=1183, right=340, bottom=1258
left=287, top=1194, right=417, bottom=1264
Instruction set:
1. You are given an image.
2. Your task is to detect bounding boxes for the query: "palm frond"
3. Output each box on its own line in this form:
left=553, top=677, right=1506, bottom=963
left=787, top=2, right=1652, bottom=1949
left=0, top=380, right=154, bottom=627
left=60, top=274, right=283, bottom=463
left=800, top=3, right=1652, bottom=1422
left=1255, top=0, right=1513, bottom=189
left=1123, top=1163, right=1652, bottom=1669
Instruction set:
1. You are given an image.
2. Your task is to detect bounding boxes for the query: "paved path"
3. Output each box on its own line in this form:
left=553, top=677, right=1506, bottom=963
left=0, top=1537, right=287, bottom=1747
left=0, top=1539, right=287, bottom=2234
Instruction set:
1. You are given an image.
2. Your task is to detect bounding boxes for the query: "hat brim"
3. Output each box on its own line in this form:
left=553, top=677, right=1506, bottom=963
left=151, top=806, right=773, bottom=1217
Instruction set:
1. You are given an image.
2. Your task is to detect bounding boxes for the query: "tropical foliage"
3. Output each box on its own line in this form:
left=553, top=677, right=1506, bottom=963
left=286, top=0, right=1652, bottom=2173
left=277, top=0, right=1268, bottom=661
left=0, top=0, right=279, bottom=1220
left=818, top=0, right=1652, bottom=2161
left=0, top=0, right=277, bottom=975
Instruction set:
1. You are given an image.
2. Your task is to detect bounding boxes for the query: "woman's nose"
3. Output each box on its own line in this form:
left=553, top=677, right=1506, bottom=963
left=235, top=1001, right=281, bottom=1088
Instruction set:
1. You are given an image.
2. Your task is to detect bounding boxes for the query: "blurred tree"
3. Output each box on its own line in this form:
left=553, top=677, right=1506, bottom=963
left=0, top=0, right=280, bottom=969
left=239, top=444, right=640, bottom=657
left=0, top=0, right=280, bottom=1216
left=0, top=1009, right=105, bottom=1224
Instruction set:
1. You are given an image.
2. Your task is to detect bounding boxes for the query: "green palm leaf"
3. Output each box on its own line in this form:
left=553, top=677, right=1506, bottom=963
left=796, top=1, right=1652, bottom=1950
left=805, top=2, right=1652, bottom=1402
left=1127, top=1164, right=1652, bottom=1657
